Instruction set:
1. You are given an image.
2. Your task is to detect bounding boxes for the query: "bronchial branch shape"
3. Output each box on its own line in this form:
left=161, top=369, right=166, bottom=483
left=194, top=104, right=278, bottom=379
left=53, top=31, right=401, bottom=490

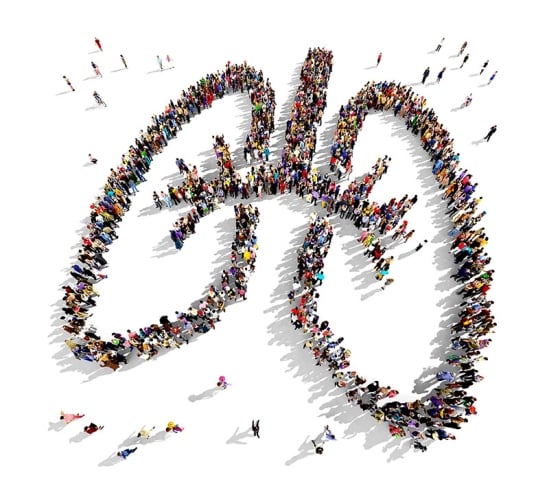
left=59, top=48, right=494, bottom=448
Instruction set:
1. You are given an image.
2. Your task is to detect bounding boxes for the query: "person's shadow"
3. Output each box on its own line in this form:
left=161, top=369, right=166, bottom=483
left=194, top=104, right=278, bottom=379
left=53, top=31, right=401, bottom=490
left=188, top=387, right=219, bottom=402
left=146, top=430, right=169, bottom=444
left=48, top=420, right=66, bottom=432
left=285, top=436, right=316, bottom=465
left=98, top=452, right=124, bottom=467
left=226, top=426, right=252, bottom=445
left=69, top=431, right=89, bottom=443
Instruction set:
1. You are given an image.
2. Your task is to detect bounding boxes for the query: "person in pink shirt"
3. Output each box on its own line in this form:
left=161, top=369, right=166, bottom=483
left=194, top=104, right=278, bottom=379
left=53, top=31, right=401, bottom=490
left=60, top=410, right=85, bottom=424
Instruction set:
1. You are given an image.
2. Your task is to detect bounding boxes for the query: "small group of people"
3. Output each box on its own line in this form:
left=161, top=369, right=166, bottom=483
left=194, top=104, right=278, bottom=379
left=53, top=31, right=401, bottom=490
left=59, top=410, right=184, bottom=460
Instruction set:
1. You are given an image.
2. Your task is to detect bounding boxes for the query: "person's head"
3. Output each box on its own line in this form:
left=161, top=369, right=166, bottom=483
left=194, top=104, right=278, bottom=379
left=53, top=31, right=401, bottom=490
left=116, top=451, right=121, bottom=456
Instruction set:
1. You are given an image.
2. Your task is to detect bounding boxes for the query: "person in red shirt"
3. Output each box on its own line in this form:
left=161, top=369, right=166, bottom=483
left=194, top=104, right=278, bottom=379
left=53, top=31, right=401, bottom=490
left=83, top=422, right=103, bottom=434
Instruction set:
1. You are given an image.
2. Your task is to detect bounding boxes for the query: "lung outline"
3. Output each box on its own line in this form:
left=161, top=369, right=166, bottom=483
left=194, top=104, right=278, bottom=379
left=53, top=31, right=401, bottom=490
left=60, top=50, right=492, bottom=444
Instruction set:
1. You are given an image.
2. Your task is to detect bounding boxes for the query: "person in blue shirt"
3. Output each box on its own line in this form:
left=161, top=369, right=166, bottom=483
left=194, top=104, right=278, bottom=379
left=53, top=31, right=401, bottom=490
left=117, top=447, right=138, bottom=460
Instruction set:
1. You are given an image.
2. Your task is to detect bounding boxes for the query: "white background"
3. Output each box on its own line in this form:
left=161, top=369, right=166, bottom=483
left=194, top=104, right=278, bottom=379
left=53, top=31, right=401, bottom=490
left=1, top=1, right=547, bottom=495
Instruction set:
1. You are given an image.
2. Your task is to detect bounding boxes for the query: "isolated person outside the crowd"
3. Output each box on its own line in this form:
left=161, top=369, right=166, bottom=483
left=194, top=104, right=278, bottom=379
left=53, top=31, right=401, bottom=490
left=117, top=447, right=138, bottom=459
left=60, top=411, right=85, bottom=424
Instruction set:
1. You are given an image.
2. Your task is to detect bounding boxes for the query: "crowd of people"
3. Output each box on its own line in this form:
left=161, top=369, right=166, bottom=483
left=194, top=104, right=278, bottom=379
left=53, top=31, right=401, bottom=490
left=60, top=55, right=276, bottom=369
left=63, top=202, right=258, bottom=369
left=278, top=70, right=495, bottom=449
left=59, top=45, right=495, bottom=450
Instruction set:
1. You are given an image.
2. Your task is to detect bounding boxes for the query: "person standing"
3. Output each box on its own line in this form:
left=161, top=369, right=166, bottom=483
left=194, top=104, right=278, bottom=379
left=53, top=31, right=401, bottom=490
left=435, top=37, right=445, bottom=52
left=137, top=425, right=155, bottom=439
left=252, top=419, right=260, bottom=438
left=94, top=37, right=103, bottom=51
left=323, top=425, right=336, bottom=441
left=421, top=66, right=430, bottom=84
left=415, top=239, right=428, bottom=252
left=480, top=60, right=489, bottom=75
left=217, top=375, right=230, bottom=389
left=436, top=67, right=446, bottom=83
left=311, top=439, right=324, bottom=454
left=120, top=54, right=128, bottom=69
left=91, top=61, right=102, bottom=78
left=170, top=230, right=183, bottom=250
left=156, top=55, right=163, bottom=71
left=165, top=421, right=184, bottom=433
left=484, top=125, right=497, bottom=142
left=376, top=52, right=382, bottom=66
left=460, top=53, right=470, bottom=68
left=63, top=75, right=75, bottom=91
left=403, top=229, right=416, bottom=243
left=117, top=447, right=138, bottom=459
left=488, top=71, right=498, bottom=84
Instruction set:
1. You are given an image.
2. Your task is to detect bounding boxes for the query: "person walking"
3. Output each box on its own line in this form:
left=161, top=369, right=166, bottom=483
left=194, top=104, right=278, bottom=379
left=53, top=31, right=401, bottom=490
left=382, top=278, right=395, bottom=290
left=488, top=71, right=498, bottom=84
left=458, top=41, right=468, bottom=56
left=63, top=75, right=75, bottom=91
left=435, top=37, right=445, bottom=52
left=462, top=93, right=473, bottom=107
left=137, top=425, right=155, bottom=439
left=60, top=410, right=85, bottom=424
left=156, top=55, right=163, bottom=71
left=480, top=60, right=489, bottom=75
left=93, top=91, right=107, bottom=107
left=120, top=54, right=128, bottom=69
left=421, top=66, right=430, bottom=84
left=484, top=125, right=497, bottom=142
left=252, top=419, right=260, bottom=438
left=117, top=447, right=138, bottom=459
left=88, top=153, right=98, bottom=164
left=376, top=52, right=382, bottom=66
left=83, top=422, right=104, bottom=434
left=94, top=37, right=103, bottom=51
left=436, top=67, right=446, bottom=83
left=460, top=53, right=470, bottom=68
